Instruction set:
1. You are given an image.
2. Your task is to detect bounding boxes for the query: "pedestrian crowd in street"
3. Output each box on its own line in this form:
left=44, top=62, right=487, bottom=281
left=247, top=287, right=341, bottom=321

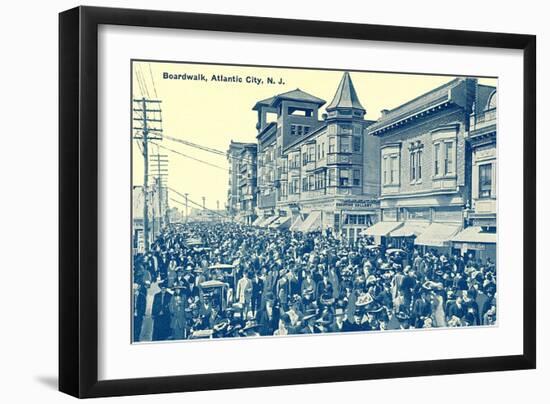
left=132, top=222, right=497, bottom=341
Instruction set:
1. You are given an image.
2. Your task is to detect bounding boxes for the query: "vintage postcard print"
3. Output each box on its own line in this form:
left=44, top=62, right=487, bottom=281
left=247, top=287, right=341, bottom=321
left=131, top=60, right=497, bottom=343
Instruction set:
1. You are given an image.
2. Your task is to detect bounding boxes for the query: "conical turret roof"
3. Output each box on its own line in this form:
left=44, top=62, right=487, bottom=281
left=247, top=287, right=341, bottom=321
left=326, top=72, right=365, bottom=112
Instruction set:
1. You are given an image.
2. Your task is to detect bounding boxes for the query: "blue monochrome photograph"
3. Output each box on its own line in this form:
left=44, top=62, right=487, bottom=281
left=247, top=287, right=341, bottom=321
left=131, top=61, right=498, bottom=342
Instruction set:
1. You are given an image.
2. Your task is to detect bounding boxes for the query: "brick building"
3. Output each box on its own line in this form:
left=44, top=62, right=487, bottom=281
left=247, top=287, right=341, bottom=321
left=227, top=141, right=257, bottom=223
left=452, top=85, right=497, bottom=261
left=364, top=77, right=479, bottom=252
left=251, top=72, right=380, bottom=239
left=237, top=143, right=258, bottom=225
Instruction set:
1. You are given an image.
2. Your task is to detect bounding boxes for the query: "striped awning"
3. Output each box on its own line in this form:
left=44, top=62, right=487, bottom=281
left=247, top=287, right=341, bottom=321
left=269, top=216, right=291, bottom=229
left=389, top=221, right=430, bottom=238
left=451, top=226, right=496, bottom=244
left=296, top=211, right=322, bottom=233
left=414, top=223, right=462, bottom=247
left=360, top=221, right=403, bottom=237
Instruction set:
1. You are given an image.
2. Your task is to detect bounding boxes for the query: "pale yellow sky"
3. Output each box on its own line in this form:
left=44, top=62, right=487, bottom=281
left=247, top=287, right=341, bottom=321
left=132, top=61, right=496, bottom=211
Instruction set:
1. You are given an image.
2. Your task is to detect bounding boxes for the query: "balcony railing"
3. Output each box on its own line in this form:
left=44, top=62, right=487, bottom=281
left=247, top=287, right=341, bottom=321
left=327, top=153, right=352, bottom=165
left=470, top=108, right=496, bottom=130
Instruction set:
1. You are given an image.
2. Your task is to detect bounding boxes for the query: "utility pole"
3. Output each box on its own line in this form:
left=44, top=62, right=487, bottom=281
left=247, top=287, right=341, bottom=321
left=202, top=196, right=206, bottom=210
left=133, top=97, right=162, bottom=252
left=184, top=193, right=189, bottom=223
left=150, top=152, right=169, bottom=230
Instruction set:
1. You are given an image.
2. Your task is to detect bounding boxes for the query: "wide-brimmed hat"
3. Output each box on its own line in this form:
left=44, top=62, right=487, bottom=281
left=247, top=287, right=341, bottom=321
left=320, top=294, right=335, bottom=306
left=366, top=302, right=385, bottom=314
left=395, top=312, right=410, bottom=322
left=302, top=313, right=317, bottom=322
left=242, top=321, right=261, bottom=332
left=355, top=293, right=374, bottom=307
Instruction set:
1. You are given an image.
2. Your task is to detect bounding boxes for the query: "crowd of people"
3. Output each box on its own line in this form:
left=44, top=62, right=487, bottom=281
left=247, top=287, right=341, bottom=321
left=132, top=222, right=497, bottom=342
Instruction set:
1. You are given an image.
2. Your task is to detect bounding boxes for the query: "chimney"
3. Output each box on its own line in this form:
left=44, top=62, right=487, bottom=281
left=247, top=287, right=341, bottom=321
left=380, top=109, right=389, bottom=117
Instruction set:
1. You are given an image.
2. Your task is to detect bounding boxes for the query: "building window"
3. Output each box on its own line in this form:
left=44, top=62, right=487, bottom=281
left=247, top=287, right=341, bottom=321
left=340, top=137, right=351, bottom=153
left=290, top=178, right=299, bottom=194
left=328, top=168, right=337, bottom=186
left=417, top=150, right=422, bottom=180
left=321, top=142, right=325, bottom=158
left=479, top=163, right=493, bottom=198
left=353, top=136, right=361, bottom=153
left=410, top=151, right=416, bottom=181
left=434, top=143, right=440, bottom=176
left=302, top=151, right=308, bottom=166
left=329, top=137, right=336, bottom=153
left=390, top=156, right=398, bottom=184
left=290, top=124, right=310, bottom=136
left=383, top=156, right=388, bottom=184
left=444, top=142, right=454, bottom=175
left=302, top=178, right=308, bottom=192
left=340, top=125, right=352, bottom=134
left=339, top=169, right=350, bottom=187
left=308, top=146, right=315, bottom=162
left=353, top=169, right=361, bottom=186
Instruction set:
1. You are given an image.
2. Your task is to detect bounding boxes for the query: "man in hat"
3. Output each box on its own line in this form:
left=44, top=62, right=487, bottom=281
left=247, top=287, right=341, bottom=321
left=411, top=290, right=432, bottom=329
left=332, top=306, right=346, bottom=333
left=133, top=283, right=147, bottom=341
left=257, top=295, right=279, bottom=336
left=152, top=282, right=172, bottom=341
left=299, top=312, right=318, bottom=334
left=342, top=307, right=365, bottom=332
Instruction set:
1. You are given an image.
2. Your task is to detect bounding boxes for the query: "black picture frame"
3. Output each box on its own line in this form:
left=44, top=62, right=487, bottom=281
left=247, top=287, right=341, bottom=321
left=59, top=5, right=536, bottom=398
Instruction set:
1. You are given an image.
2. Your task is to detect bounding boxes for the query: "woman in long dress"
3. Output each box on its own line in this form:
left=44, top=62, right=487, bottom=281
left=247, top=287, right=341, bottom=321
left=432, top=291, right=447, bottom=328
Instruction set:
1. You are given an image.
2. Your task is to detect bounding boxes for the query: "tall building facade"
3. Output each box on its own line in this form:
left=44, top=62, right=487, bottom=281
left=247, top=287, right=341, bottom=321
left=364, top=78, right=479, bottom=252
left=227, top=141, right=256, bottom=220
left=237, top=143, right=258, bottom=225
left=251, top=72, right=380, bottom=239
left=452, top=85, right=497, bottom=261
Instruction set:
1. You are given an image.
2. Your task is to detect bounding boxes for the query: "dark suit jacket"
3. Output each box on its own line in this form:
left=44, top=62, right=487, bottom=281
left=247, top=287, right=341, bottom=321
left=258, top=307, right=279, bottom=336
left=152, top=291, right=172, bottom=318
left=134, top=290, right=147, bottom=317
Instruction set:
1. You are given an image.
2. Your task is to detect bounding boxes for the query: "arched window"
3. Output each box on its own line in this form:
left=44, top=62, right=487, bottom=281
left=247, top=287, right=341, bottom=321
left=486, top=90, right=497, bottom=110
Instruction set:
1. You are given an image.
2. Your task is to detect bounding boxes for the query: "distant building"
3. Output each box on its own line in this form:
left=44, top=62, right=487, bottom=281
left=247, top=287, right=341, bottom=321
left=166, top=206, right=183, bottom=223
left=132, top=185, right=166, bottom=253
left=227, top=141, right=258, bottom=224
left=251, top=72, right=380, bottom=239
left=227, top=141, right=247, bottom=218
left=237, top=143, right=258, bottom=225
left=188, top=207, right=225, bottom=222
left=452, top=85, right=497, bottom=261
left=364, top=78, right=479, bottom=253
left=254, top=98, right=278, bottom=224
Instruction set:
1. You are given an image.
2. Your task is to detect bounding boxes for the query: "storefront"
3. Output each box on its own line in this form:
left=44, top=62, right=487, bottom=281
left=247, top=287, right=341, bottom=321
left=451, top=226, right=497, bottom=262
left=360, top=221, right=404, bottom=245
left=414, top=222, right=463, bottom=254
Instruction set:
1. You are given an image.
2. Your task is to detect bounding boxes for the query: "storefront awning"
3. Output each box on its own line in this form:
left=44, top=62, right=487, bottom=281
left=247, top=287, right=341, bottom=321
left=414, top=223, right=462, bottom=247
left=261, top=216, right=279, bottom=227
left=251, top=216, right=263, bottom=226
left=451, top=226, right=497, bottom=244
left=269, top=216, right=291, bottom=229
left=289, top=216, right=304, bottom=232
left=293, top=211, right=322, bottom=233
left=360, top=221, right=404, bottom=237
left=389, top=221, right=430, bottom=238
